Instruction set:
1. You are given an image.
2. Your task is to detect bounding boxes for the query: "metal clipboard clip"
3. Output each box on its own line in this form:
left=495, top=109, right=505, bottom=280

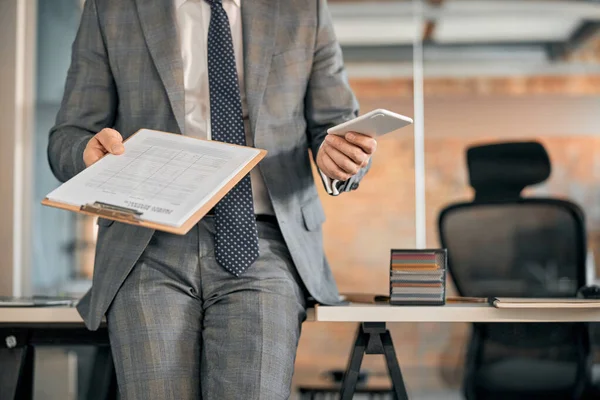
left=80, top=201, right=143, bottom=222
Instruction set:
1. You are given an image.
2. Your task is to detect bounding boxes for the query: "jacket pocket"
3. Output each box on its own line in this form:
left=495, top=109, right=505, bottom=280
left=301, top=196, right=326, bottom=231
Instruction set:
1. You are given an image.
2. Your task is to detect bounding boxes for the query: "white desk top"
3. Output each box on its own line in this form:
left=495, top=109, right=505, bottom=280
left=0, top=307, right=316, bottom=324
left=3, top=303, right=600, bottom=325
left=315, top=303, right=600, bottom=323
left=0, top=307, right=85, bottom=324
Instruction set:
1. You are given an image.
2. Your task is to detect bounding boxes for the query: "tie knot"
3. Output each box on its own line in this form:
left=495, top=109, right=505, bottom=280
left=204, top=0, right=222, bottom=6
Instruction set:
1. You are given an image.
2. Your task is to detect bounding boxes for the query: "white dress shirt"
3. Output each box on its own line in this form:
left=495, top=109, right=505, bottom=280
left=174, top=0, right=342, bottom=209
left=174, top=0, right=275, bottom=214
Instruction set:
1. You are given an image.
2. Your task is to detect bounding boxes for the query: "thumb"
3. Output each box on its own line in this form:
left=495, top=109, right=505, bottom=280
left=96, top=128, right=124, bottom=154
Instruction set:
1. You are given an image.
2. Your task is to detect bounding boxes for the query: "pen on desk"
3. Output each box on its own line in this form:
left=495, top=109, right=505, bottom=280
left=446, top=296, right=488, bottom=303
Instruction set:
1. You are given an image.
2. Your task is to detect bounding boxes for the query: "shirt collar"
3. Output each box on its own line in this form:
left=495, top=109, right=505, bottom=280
left=174, top=0, right=241, bottom=10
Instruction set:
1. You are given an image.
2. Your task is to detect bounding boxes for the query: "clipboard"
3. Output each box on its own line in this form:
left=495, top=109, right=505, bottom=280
left=42, top=129, right=267, bottom=235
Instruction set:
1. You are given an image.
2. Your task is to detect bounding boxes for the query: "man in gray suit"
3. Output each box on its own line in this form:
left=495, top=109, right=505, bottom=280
left=48, top=0, right=376, bottom=398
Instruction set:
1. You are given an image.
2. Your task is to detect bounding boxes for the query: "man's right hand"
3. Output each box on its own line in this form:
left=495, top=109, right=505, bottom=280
left=83, top=128, right=125, bottom=167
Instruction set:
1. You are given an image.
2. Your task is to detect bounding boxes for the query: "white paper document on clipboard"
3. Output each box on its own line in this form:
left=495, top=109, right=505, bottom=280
left=43, top=129, right=266, bottom=235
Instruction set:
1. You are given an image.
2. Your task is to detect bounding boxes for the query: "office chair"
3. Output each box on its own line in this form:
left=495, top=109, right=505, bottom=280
left=438, top=141, right=592, bottom=400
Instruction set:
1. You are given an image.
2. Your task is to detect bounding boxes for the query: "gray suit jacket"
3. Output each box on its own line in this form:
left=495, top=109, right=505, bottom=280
left=48, top=0, right=367, bottom=330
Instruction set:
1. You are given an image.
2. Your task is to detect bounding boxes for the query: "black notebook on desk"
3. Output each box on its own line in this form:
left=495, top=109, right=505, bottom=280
left=0, top=296, right=78, bottom=307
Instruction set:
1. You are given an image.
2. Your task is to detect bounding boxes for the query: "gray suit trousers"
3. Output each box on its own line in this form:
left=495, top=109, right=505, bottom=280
left=106, top=217, right=307, bottom=400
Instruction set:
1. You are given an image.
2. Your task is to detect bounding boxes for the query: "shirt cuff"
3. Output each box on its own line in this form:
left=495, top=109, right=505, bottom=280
left=320, top=169, right=343, bottom=196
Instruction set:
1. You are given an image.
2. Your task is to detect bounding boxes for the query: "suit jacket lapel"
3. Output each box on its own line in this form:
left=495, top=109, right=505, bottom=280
left=242, top=0, right=278, bottom=139
left=134, top=0, right=185, bottom=134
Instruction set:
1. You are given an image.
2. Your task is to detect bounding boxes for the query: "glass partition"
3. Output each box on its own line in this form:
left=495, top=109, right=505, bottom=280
left=422, top=0, right=600, bottom=392
left=296, top=0, right=424, bottom=394
left=33, top=0, right=93, bottom=296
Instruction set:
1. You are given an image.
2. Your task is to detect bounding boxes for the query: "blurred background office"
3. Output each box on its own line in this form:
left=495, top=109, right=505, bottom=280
left=1, top=0, right=600, bottom=398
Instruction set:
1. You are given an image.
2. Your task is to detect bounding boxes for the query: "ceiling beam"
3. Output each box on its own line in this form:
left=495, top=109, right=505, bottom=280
left=548, top=21, right=600, bottom=61
left=341, top=42, right=555, bottom=63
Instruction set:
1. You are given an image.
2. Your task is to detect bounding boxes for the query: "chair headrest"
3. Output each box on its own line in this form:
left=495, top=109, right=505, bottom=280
left=467, top=141, right=551, bottom=201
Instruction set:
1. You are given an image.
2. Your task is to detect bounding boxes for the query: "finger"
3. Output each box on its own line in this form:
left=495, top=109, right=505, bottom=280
left=83, top=140, right=108, bottom=167
left=361, top=157, right=370, bottom=168
left=325, top=134, right=369, bottom=165
left=95, top=128, right=124, bottom=154
left=85, top=150, right=105, bottom=165
left=321, top=151, right=352, bottom=181
left=88, top=136, right=109, bottom=153
left=323, top=142, right=361, bottom=176
left=345, top=132, right=377, bottom=155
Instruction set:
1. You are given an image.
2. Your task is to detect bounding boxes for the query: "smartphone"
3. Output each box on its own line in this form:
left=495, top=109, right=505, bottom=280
left=327, top=109, right=413, bottom=137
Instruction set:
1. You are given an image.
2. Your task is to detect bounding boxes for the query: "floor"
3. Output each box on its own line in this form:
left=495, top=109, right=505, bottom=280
left=30, top=349, right=600, bottom=400
left=291, top=390, right=463, bottom=400
left=32, top=348, right=463, bottom=399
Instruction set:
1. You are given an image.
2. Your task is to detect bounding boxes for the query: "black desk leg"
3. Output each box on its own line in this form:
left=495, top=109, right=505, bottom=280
left=339, top=323, right=409, bottom=400
left=340, top=325, right=367, bottom=400
left=0, top=333, right=34, bottom=400
left=86, top=346, right=118, bottom=400
left=382, top=330, right=408, bottom=400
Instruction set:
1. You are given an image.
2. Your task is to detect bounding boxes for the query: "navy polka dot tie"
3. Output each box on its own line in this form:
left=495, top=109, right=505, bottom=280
left=206, top=0, right=259, bottom=276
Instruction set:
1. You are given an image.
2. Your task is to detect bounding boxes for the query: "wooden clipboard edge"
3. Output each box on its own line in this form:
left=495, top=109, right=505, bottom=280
left=42, top=129, right=268, bottom=235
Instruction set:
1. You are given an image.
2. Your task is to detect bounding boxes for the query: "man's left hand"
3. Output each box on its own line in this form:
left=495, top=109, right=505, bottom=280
left=317, top=132, right=377, bottom=181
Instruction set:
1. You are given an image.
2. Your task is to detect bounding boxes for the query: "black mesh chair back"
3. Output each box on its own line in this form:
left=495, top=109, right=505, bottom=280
left=441, top=201, right=585, bottom=298
left=438, top=141, right=591, bottom=400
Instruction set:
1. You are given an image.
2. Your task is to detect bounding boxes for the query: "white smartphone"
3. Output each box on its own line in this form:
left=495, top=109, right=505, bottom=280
left=327, top=109, right=413, bottom=137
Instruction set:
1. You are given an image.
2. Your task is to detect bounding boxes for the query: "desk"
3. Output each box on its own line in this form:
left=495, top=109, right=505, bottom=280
left=3, top=304, right=597, bottom=400
left=314, top=302, right=600, bottom=323
left=0, top=307, right=316, bottom=400
left=0, top=307, right=114, bottom=400
left=0, top=307, right=316, bottom=324
left=0, top=307, right=85, bottom=325
left=314, top=303, right=600, bottom=400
